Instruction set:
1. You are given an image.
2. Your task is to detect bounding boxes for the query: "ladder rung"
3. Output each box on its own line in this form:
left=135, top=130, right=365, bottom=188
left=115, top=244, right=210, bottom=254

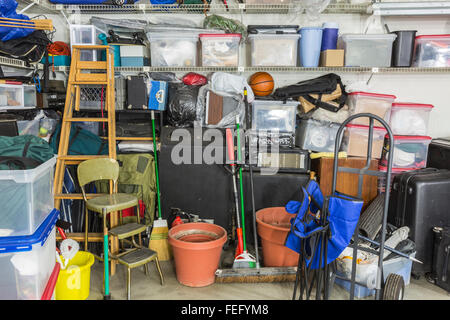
left=57, top=232, right=103, bottom=242
left=69, top=81, right=108, bottom=85
left=58, top=155, right=110, bottom=161
left=65, top=118, right=109, bottom=122
left=55, top=193, right=105, bottom=200
left=77, top=61, right=108, bottom=70
left=76, top=73, right=108, bottom=83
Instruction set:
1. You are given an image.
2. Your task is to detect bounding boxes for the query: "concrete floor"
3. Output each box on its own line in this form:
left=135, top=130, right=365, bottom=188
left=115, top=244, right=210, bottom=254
left=87, top=258, right=450, bottom=300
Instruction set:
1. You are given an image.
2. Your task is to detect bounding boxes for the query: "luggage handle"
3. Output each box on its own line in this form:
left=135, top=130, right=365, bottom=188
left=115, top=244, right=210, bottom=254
left=443, top=245, right=450, bottom=282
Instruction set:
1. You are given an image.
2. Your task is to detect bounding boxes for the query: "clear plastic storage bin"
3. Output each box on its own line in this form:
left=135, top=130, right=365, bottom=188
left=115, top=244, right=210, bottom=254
left=412, top=34, right=450, bottom=67
left=69, top=24, right=98, bottom=61
left=342, top=124, right=387, bottom=159
left=248, top=34, right=300, bottom=66
left=17, top=120, right=40, bottom=136
left=296, top=119, right=342, bottom=153
left=338, top=34, right=397, bottom=67
left=0, top=83, right=24, bottom=109
left=245, top=0, right=291, bottom=3
left=381, top=135, right=432, bottom=169
left=0, top=156, right=56, bottom=237
left=148, top=32, right=199, bottom=67
left=199, top=34, right=241, bottom=67
left=23, top=85, right=37, bottom=108
left=389, top=102, right=433, bottom=136
left=252, top=100, right=298, bottom=133
left=347, top=91, right=396, bottom=126
left=0, top=209, right=58, bottom=300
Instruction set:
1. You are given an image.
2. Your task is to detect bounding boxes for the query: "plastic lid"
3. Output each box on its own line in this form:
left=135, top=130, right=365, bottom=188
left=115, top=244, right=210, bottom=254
left=415, top=34, right=450, bottom=39
left=341, top=33, right=397, bottom=41
left=392, top=102, right=434, bottom=109
left=0, top=209, right=59, bottom=253
left=323, top=22, right=339, bottom=29
left=386, top=134, right=432, bottom=140
left=345, top=124, right=387, bottom=131
left=349, top=91, right=396, bottom=100
left=199, top=33, right=242, bottom=38
left=378, top=165, right=419, bottom=173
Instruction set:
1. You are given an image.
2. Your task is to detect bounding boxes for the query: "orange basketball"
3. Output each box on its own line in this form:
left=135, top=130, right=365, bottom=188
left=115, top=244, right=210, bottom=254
left=249, top=72, right=274, bottom=97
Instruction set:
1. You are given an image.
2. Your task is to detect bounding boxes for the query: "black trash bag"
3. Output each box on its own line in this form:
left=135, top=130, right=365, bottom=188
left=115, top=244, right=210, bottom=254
left=167, top=83, right=200, bottom=127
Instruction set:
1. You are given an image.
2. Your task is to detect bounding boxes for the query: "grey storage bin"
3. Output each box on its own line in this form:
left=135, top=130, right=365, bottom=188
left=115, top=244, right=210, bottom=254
left=296, top=118, right=342, bottom=153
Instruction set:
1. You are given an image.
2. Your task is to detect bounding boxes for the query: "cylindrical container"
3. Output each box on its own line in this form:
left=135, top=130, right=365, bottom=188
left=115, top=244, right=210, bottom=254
left=256, top=207, right=299, bottom=267
left=299, top=27, right=323, bottom=67
left=321, top=22, right=339, bottom=51
left=55, top=251, right=95, bottom=300
left=111, top=45, right=121, bottom=67
left=391, top=30, right=417, bottom=67
left=168, top=222, right=227, bottom=287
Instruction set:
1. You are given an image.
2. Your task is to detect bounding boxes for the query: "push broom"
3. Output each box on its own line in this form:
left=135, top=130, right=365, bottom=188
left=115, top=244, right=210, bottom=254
left=149, top=110, right=172, bottom=261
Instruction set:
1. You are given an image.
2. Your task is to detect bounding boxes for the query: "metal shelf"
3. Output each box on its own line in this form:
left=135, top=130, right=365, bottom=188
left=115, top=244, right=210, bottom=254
left=0, top=56, right=35, bottom=69
left=372, top=1, right=450, bottom=16
left=40, top=64, right=450, bottom=74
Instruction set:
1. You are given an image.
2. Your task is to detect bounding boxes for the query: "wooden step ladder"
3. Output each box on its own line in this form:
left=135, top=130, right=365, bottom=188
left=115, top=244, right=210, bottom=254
left=53, top=45, right=120, bottom=274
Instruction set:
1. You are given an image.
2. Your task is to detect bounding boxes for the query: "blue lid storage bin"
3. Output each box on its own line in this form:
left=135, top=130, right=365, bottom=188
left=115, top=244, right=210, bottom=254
left=0, top=156, right=56, bottom=237
left=0, top=209, right=59, bottom=300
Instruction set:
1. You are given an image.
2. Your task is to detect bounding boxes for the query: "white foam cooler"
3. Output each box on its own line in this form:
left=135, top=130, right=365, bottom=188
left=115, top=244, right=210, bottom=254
left=0, top=209, right=58, bottom=300
left=0, top=156, right=56, bottom=237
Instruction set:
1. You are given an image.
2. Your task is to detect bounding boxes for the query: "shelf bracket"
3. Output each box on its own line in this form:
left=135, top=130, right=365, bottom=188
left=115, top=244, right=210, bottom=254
left=18, top=0, right=39, bottom=14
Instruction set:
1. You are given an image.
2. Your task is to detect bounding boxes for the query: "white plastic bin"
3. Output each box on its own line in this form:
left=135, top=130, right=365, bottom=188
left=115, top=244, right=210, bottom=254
left=0, top=83, right=24, bottom=109
left=248, top=34, right=300, bottom=66
left=199, top=34, right=241, bottom=67
left=347, top=91, right=396, bottom=126
left=296, top=119, right=342, bottom=153
left=338, top=34, right=397, bottom=67
left=342, top=124, right=387, bottom=159
left=69, top=24, right=98, bottom=61
left=0, top=156, right=56, bottom=237
left=0, top=209, right=58, bottom=300
left=412, top=34, right=450, bottom=67
left=148, top=32, right=199, bottom=67
left=252, top=100, right=298, bottom=133
left=381, top=135, right=432, bottom=169
left=389, top=102, right=433, bottom=136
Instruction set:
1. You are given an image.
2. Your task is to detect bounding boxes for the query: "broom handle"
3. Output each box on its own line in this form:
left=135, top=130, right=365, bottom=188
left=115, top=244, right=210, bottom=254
left=236, top=117, right=247, bottom=252
left=151, top=111, right=162, bottom=220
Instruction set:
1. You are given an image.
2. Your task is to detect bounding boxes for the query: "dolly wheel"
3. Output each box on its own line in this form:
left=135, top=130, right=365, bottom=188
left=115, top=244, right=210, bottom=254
left=383, top=274, right=405, bottom=300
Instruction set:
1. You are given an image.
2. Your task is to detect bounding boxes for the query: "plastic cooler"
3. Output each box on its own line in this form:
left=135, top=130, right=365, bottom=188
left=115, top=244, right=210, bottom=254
left=251, top=100, right=298, bottom=133
left=381, top=135, right=432, bottom=169
left=412, top=34, right=450, bottom=67
left=0, top=209, right=59, bottom=300
left=199, top=34, right=241, bottom=67
left=335, top=253, right=415, bottom=299
left=342, top=124, right=387, bottom=159
left=248, top=34, right=300, bottom=66
left=389, top=102, right=433, bottom=136
left=148, top=32, right=199, bottom=67
left=347, top=91, right=396, bottom=126
left=338, top=34, right=397, bottom=67
left=295, top=118, right=342, bottom=153
left=0, top=156, right=56, bottom=237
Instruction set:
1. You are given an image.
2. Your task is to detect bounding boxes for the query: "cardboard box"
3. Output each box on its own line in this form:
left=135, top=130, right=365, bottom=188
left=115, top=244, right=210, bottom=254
left=320, top=49, right=344, bottom=67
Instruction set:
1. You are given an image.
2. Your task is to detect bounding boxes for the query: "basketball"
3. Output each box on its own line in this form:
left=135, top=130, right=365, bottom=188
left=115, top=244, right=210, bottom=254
left=249, top=72, right=274, bottom=97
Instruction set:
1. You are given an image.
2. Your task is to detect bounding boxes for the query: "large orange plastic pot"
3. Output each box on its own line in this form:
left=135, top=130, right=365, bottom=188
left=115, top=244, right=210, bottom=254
left=256, top=207, right=299, bottom=267
left=168, top=222, right=227, bottom=287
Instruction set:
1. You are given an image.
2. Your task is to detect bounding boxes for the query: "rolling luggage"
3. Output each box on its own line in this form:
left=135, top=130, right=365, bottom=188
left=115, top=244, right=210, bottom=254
left=388, top=168, right=450, bottom=276
left=431, top=226, right=450, bottom=292
left=427, top=138, right=450, bottom=170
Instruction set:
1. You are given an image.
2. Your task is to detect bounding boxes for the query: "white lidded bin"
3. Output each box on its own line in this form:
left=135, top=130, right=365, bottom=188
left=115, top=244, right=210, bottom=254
left=0, top=83, right=24, bottom=109
left=199, top=33, right=241, bottom=67
left=412, top=34, right=450, bottom=67
left=381, top=135, right=432, bottom=169
left=148, top=32, right=199, bottom=67
left=338, top=34, right=397, bottom=67
left=252, top=100, right=298, bottom=133
left=0, top=156, right=56, bottom=237
left=347, top=91, right=396, bottom=127
left=389, top=103, right=433, bottom=136
left=342, top=124, right=387, bottom=159
left=248, top=34, right=300, bottom=66
left=296, top=118, right=342, bottom=153
left=0, top=209, right=58, bottom=300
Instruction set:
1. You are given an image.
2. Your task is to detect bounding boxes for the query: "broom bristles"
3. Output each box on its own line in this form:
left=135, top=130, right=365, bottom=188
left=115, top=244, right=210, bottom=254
left=215, top=267, right=298, bottom=283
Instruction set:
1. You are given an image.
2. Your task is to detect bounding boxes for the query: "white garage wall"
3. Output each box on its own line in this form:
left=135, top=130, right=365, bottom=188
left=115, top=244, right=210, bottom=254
left=41, top=8, right=450, bottom=138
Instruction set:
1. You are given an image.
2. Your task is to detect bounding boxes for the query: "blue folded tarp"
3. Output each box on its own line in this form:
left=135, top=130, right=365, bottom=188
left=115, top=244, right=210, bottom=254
left=0, top=0, right=34, bottom=42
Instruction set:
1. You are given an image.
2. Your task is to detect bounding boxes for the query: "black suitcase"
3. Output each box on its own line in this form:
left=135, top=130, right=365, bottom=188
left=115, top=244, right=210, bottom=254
left=388, top=168, right=450, bottom=276
left=427, top=138, right=450, bottom=170
left=126, top=76, right=148, bottom=110
left=431, top=226, right=450, bottom=292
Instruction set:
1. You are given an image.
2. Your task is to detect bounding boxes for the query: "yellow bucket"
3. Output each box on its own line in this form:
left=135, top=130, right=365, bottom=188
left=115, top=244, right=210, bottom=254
left=55, top=251, right=95, bottom=300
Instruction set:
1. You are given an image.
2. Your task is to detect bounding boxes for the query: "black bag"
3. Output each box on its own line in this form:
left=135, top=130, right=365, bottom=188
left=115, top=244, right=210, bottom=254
left=427, top=138, right=450, bottom=170
left=0, top=30, right=51, bottom=65
left=388, top=168, right=450, bottom=276
left=431, top=226, right=450, bottom=292
left=273, top=73, right=347, bottom=113
left=167, top=83, right=200, bottom=127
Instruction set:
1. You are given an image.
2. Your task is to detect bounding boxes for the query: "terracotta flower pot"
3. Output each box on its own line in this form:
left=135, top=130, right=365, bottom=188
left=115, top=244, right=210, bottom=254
left=168, top=222, right=227, bottom=287
left=256, top=207, right=299, bottom=267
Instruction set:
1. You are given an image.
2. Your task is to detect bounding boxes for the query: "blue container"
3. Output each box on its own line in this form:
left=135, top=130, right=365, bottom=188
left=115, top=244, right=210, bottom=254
left=40, top=55, right=71, bottom=66
left=321, top=22, right=339, bottom=51
left=148, top=81, right=168, bottom=111
left=299, top=27, right=323, bottom=67
left=111, top=45, right=121, bottom=67
left=120, top=57, right=150, bottom=67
